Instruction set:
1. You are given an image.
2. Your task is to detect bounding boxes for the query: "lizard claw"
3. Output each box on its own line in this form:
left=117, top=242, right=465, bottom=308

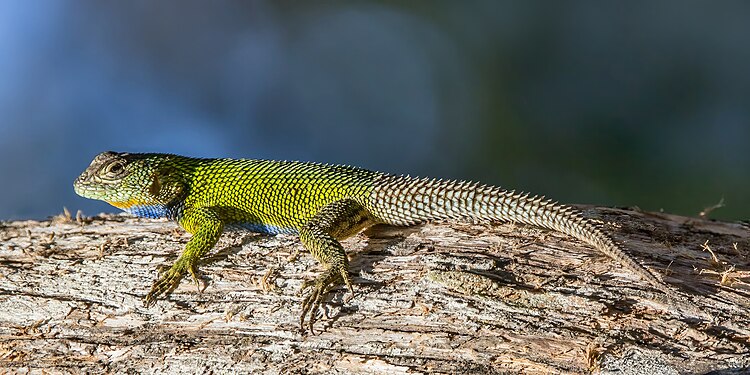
left=298, top=267, right=353, bottom=334
left=188, top=264, right=204, bottom=294
left=143, top=259, right=191, bottom=307
left=340, top=268, right=355, bottom=304
left=299, top=283, right=325, bottom=335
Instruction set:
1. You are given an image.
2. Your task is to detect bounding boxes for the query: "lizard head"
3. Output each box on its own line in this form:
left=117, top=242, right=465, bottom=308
left=74, top=151, right=186, bottom=217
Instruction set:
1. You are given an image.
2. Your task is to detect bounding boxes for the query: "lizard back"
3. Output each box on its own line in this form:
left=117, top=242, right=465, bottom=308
left=176, top=157, right=382, bottom=234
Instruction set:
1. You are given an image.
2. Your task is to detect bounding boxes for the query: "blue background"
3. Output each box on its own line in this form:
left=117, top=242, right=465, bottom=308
left=0, top=1, right=747, bottom=220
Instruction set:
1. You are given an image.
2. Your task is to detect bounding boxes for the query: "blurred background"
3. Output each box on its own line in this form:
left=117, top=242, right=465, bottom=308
left=0, top=1, right=747, bottom=221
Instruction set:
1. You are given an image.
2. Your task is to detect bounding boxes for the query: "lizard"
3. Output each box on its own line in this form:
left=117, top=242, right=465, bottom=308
left=73, top=151, right=671, bottom=331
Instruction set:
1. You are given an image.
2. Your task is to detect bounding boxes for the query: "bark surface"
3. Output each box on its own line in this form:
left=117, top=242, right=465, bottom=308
left=1, top=207, right=748, bottom=374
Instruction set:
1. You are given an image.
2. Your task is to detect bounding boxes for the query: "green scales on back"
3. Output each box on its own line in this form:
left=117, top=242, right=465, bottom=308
left=176, top=157, right=379, bottom=235
left=74, top=151, right=672, bottom=332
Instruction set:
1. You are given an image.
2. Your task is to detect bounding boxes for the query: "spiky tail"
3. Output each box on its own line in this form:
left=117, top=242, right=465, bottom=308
left=369, top=175, right=667, bottom=291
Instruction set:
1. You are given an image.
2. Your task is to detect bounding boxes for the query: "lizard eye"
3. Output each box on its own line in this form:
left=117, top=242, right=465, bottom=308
left=104, top=161, right=125, bottom=175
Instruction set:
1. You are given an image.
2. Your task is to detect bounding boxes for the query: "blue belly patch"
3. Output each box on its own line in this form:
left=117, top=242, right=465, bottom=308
left=120, top=204, right=295, bottom=234
left=124, top=205, right=170, bottom=219
left=233, top=222, right=297, bottom=235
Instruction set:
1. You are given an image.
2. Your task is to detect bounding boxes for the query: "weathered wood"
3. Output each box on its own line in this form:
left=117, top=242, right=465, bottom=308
left=1, top=207, right=748, bottom=374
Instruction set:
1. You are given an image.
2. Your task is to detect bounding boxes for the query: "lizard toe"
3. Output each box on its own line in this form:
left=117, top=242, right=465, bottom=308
left=143, top=262, right=188, bottom=306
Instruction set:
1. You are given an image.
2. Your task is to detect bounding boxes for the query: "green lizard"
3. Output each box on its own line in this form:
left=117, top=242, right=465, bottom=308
left=74, top=151, right=670, bottom=331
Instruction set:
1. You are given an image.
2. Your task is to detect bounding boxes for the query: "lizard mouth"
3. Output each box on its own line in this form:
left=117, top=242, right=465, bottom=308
left=73, top=179, right=106, bottom=200
left=107, top=199, right=141, bottom=209
left=73, top=180, right=93, bottom=198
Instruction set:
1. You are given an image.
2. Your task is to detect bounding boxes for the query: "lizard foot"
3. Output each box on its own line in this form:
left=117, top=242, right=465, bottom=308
left=298, top=266, right=354, bottom=334
left=143, top=259, right=199, bottom=307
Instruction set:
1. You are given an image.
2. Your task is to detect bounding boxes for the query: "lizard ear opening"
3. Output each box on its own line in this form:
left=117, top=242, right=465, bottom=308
left=149, top=171, right=186, bottom=203
left=149, top=176, right=162, bottom=197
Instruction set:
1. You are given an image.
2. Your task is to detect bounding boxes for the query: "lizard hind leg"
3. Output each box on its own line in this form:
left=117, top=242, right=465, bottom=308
left=297, top=199, right=374, bottom=333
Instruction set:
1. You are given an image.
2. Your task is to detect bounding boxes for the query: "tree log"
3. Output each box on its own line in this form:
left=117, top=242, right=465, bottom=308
left=1, top=207, right=748, bottom=374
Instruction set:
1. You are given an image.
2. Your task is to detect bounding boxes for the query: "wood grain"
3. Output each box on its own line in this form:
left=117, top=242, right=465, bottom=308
left=1, top=207, right=748, bottom=374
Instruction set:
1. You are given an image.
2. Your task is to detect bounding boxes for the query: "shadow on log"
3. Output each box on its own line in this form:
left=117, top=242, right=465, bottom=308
left=1, top=207, right=749, bottom=374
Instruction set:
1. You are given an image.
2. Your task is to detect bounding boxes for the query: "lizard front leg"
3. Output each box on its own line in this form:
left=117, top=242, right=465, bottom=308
left=298, top=199, right=374, bottom=333
left=144, top=207, right=224, bottom=306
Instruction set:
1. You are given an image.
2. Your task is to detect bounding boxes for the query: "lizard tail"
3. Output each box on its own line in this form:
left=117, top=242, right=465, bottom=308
left=368, top=175, right=668, bottom=291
